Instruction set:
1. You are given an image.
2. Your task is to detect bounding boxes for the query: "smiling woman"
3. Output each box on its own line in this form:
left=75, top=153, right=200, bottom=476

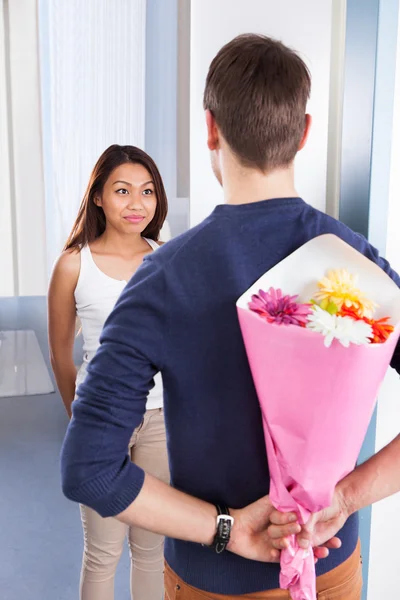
left=47, top=144, right=170, bottom=600
left=101, top=165, right=157, bottom=232
left=64, top=145, right=168, bottom=251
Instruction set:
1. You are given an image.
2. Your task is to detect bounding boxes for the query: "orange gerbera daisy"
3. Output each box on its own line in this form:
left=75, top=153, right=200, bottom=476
left=339, top=306, right=394, bottom=344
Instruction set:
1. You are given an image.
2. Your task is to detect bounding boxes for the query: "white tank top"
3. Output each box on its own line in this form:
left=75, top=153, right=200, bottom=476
left=74, top=238, right=163, bottom=410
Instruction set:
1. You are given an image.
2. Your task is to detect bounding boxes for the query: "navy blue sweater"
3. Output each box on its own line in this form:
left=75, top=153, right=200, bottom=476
left=61, top=198, right=400, bottom=594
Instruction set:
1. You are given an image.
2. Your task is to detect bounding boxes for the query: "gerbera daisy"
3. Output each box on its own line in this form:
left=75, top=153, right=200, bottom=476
left=248, top=287, right=312, bottom=327
left=307, top=305, right=373, bottom=348
left=313, top=269, right=377, bottom=318
left=339, top=306, right=394, bottom=344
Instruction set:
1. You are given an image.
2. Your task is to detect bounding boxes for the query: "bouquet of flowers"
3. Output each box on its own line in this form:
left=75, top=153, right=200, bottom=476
left=236, top=234, right=400, bottom=600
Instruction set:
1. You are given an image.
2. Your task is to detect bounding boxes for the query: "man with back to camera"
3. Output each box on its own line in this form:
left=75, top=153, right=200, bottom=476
left=61, top=34, right=400, bottom=599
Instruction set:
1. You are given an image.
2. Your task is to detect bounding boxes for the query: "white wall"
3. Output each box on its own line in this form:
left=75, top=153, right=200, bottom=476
left=6, top=0, right=47, bottom=296
left=385, top=7, right=400, bottom=276
left=0, top=0, right=47, bottom=297
left=368, top=3, right=400, bottom=597
left=189, top=0, right=336, bottom=226
left=0, top=0, right=15, bottom=297
left=368, top=372, right=400, bottom=598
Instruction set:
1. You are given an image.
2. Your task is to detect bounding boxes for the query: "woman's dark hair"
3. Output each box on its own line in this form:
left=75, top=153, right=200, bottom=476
left=64, top=145, right=168, bottom=250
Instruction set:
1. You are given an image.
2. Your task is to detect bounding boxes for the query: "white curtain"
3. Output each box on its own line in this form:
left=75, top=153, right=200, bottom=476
left=38, top=0, right=146, bottom=272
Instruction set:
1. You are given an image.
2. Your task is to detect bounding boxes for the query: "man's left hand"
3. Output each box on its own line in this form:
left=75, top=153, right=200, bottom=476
left=267, top=488, right=349, bottom=560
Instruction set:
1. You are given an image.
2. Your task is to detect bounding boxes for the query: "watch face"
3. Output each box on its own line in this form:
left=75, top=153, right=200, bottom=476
left=220, top=520, right=231, bottom=539
left=213, top=514, right=234, bottom=553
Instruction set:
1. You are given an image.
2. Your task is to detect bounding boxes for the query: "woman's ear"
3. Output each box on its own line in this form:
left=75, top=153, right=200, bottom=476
left=94, top=195, right=102, bottom=207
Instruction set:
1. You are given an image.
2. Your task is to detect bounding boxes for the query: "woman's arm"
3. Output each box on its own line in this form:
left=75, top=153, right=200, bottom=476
left=48, top=250, right=80, bottom=418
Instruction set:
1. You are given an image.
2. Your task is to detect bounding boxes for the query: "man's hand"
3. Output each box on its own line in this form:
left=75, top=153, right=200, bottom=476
left=267, top=488, right=349, bottom=561
left=228, top=495, right=301, bottom=562
left=297, top=488, right=349, bottom=551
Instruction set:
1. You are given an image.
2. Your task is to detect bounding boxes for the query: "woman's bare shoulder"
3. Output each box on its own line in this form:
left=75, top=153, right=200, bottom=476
left=51, top=247, right=81, bottom=282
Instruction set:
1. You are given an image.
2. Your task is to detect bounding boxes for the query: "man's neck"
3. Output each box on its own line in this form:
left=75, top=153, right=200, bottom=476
left=221, top=160, right=298, bottom=206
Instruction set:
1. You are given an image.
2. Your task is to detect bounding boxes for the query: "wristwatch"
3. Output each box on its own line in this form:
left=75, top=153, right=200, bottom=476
left=211, top=504, right=234, bottom=554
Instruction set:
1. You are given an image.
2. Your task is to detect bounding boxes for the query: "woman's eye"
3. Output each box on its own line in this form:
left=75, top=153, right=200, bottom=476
left=143, top=188, right=153, bottom=196
left=116, top=188, right=128, bottom=195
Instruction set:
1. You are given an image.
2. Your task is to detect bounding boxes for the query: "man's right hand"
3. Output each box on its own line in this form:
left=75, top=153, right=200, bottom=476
left=228, top=494, right=344, bottom=564
left=228, top=495, right=300, bottom=562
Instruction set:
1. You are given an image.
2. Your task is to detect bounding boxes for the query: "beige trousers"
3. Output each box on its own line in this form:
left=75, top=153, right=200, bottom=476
left=79, top=408, right=169, bottom=600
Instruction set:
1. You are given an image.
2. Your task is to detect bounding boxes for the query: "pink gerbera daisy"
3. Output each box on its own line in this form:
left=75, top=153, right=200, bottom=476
left=248, top=287, right=312, bottom=327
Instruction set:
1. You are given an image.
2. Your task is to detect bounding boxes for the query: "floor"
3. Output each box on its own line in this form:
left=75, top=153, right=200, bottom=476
left=0, top=296, right=131, bottom=600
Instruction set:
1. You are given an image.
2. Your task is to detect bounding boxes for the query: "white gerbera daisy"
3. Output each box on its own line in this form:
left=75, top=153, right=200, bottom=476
left=306, top=306, right=373, bottom=348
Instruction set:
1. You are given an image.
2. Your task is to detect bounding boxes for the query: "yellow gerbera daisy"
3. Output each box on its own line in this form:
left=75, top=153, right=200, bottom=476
left=313, top=269, right=377, bottom=318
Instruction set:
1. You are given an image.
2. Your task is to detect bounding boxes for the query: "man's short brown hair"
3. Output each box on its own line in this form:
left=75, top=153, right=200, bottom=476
left=203, top=34, right=311, bottom=172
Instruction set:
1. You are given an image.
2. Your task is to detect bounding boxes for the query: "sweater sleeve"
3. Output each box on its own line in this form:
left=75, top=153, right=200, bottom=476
left=352, top=235, right=400, bottom=375
left=330, top=223, right=400, bottom=375
left=61, top=254, right=167, bottom=517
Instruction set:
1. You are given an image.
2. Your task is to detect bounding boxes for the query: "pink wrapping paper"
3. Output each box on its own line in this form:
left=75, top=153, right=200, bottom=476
left=236, top=235, right=400, bottom=600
